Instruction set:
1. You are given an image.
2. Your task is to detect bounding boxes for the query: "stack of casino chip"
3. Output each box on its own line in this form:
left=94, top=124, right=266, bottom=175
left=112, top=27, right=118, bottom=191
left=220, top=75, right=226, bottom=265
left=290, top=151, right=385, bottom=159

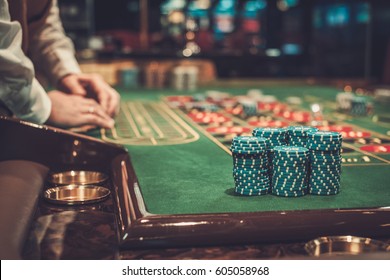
left=287, top=126, right=318, bottom=147
left=191, top=102, right=219, bottom=112
left=271, top=146, right=309, bottom=197
left=171, top=65, right=198, bottom=90
left=192, top=93, right=206, bottom=102
left=247, top=89, right=264, bottom=101
left=231, top=136, right=270, bottom=196
left=118, top=67, right=139, bottom=89
left=336, top=92, right=354, bottom=111
left=239, top=100, right=258, bottom=118
left=252, top=128, right=288, bottom=179
left=252, top=127, right=287, bottom=147
left=350, top=96, right=368, bottom=116
left=307, top=131, right=342, bottom=195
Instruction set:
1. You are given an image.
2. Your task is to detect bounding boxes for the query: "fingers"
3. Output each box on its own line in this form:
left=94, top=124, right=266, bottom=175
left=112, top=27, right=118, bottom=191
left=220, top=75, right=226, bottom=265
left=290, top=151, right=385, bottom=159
left=104, top=86, right=121, bottom=116
left=47, top=91, right=115, bottom=129
left=59, top=74, right=87, bottom=96
left=76, top=74, right=121, bottom=117
left=82, top=100, right=115, bottom=128
left=93, top=84, right=110, bottom=113
left=82, top=111, right=115, bottom=129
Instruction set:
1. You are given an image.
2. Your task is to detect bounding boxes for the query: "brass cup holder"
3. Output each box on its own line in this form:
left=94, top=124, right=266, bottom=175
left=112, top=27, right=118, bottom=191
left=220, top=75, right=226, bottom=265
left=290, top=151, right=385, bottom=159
left=47, top=170, right=108, bottom=186
left=305, top=235, right=390, bottom=257
left=44, top=184, right=111, bottom=205
left=45, top=171, right=110, bottom=205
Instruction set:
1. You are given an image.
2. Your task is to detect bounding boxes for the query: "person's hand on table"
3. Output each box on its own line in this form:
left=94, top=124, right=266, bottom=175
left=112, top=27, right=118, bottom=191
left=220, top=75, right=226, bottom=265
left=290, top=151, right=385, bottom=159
left=46, top=90, right=115, bottom=129
left=58, top=73, right=120, bottom=117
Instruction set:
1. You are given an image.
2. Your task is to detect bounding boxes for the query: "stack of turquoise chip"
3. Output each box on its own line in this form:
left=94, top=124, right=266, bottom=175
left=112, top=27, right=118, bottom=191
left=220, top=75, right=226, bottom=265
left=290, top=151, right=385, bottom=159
left=252, top=128, right=288, bottom=180
left=287, top=126, right=318, bottom=147
left=307, top=131, right=343, bottom=195
left=230, top=136, right=270, bottom=196
left=271, top=146, right=309, bottom=197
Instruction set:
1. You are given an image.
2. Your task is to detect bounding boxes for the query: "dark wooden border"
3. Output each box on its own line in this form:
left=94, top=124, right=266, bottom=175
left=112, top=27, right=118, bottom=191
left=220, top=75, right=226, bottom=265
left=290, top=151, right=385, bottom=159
left=111, top=152, right=390, bottom=249
left=1, top=116, right=389, bottom=250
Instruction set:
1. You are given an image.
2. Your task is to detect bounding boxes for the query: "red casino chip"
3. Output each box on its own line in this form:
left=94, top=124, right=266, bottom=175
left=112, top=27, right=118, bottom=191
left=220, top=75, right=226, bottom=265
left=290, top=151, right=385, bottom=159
left=220, top=98, right=237, bottom=108
left=341, top=131, right=371, bottom=139
left=317, top=125, right=353, bottom=132
left=271, top=103, right=288, bottom=113
left=166, top=96, right=193, bottom=103
left=166, top=96, right=194, bottom=109
left=258, top=102, right=287, bottom=112
left=225, top=107, right=243, bottom=115
left=206, top=126, right=251, bottom=135
left=276, top=110, right=311, bottom=123
left=188, top=112, right=231, bottom=124
left=360, top=144, right=390, bottom=153
left=248, top=120, right=289, bottom=128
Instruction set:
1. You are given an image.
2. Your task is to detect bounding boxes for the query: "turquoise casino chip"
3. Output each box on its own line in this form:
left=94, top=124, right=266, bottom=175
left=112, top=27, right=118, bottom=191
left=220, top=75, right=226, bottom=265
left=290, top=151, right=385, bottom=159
left=273, top=146, right=309, bottom=155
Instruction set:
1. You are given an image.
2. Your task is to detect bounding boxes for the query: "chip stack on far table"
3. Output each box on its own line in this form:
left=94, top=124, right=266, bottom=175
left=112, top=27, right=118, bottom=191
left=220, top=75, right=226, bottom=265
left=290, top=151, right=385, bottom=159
left=118, top=66, right=139, bottom=88
left=287, top=126, right=318, bottom=147
left=350, top=96, right=368, bottom=116
left=271, top=146, right=310, bottom=197
left=252, top=128, right=288, bottom=180
left=239, top=100, right=258, bottom=118
left=193, top=93, right=206, bottom=101
left=171, top=65, right=198, bottom=91
left=231, top=136, right=270, bottom=196
left=336, top=92, right=354, bottom=111
left=144, top=62, right=166, bottom=89
left=307, top=131, right=342, bottom=195
left=247, top=89, right=264, bottom=101
left=191, top=102, right=219, bottom=112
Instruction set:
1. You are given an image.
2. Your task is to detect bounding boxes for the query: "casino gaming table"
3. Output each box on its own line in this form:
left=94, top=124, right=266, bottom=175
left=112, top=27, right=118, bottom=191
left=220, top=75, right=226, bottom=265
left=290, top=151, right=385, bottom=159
left=1, top=80, right=390, bottom=259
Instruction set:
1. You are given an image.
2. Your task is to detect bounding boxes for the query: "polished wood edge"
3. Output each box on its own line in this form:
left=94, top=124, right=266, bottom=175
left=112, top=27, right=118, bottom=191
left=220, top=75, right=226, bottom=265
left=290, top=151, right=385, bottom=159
left=0, top=116, right=126, bottom=171
left=112, top=154, right=390, bottom=249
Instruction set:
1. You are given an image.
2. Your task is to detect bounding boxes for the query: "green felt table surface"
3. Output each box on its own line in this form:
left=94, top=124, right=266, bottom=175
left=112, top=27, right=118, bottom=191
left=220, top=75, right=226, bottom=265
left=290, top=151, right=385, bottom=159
left=89, top=83, right=390, bottom=215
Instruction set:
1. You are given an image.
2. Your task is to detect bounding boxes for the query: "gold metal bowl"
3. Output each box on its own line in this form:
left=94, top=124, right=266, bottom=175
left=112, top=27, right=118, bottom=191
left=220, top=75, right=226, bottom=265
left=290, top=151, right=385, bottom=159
left=44, top=185, right=111, bottom=205
left=305, top=236, right=390, bottom=257
left=47, top=170, right=108, bottom=185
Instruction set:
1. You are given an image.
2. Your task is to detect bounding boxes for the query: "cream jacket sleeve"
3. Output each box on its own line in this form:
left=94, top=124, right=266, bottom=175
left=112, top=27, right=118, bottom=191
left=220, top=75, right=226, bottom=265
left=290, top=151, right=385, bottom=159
left=0, top=0, right=51, bottom=124
left=28, top=0, right=81, bottom=86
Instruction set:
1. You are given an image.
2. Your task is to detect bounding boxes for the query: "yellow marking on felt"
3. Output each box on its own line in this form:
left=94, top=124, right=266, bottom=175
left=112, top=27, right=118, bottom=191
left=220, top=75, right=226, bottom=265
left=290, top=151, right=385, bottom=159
left=175, top=108, right=232, bottom=155
left=128, top=102, right=150, bottom=136
left=124, top=102, right=142, bottom=138
left=154, top=102, right=196, bottom=140
left=102, top=102, right=144, bottom=142
left=136, top=102, right=164, bottom=139
left=342, top=163, right=389, bottom=167
left=343, top=142, right=390, bottom=164
left=152, top=103, right=187, bottom=139
left=101, top=101, right=199, bottom=146
left=150, top=137, right=158, bottom=145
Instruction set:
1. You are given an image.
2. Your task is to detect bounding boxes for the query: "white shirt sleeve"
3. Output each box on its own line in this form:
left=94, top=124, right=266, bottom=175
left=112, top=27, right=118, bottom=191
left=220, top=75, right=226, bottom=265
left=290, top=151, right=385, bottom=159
left=0, top=0, right=51, bottom=124
left=28, top=0, right=81, bottom=86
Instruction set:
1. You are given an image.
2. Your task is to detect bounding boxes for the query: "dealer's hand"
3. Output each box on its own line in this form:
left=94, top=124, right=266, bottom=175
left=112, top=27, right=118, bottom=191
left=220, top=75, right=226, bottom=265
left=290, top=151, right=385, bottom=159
left=59, top=73, right=120, bottom=117
left=46, top=90, right=115, bottom=129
